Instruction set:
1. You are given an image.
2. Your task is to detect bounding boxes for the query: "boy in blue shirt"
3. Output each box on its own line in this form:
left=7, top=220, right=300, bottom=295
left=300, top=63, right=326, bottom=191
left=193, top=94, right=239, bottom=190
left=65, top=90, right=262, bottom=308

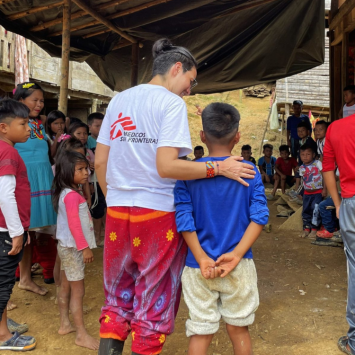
left=174, top=103, right=269, bottom=355
left=258, top=144, right=278, bottom=200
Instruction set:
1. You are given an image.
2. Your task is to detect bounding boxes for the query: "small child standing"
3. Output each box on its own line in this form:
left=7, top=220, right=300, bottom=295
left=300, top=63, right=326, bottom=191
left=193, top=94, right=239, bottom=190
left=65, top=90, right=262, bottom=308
left=258, top=144, right=278, bottom=200
left=340, top=85, right=355, bottom=119
left=241, top=144, right=256, bottom=164
left=314, top=120, right=328, bottom=160
left=299, top=144, right=326, bottom=239
left=0, top=99, right=36, bottom=351
left=52, top=150, right=98, bottom=350
left=274, top=145, right=298, bottom=194
left=174, top=103, right=268, bottom=355
left=193, top=145, right=204, bottom=161
left=87, top=112, right=104, bottom=151
left=45, top=110, right=66, bottom=157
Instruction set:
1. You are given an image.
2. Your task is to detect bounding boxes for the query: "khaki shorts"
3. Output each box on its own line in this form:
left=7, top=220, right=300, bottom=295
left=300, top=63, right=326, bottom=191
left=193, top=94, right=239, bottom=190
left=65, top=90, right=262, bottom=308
left=57, top=244, right=85, bottom=281
left=182, top=258, right=259, bottom=337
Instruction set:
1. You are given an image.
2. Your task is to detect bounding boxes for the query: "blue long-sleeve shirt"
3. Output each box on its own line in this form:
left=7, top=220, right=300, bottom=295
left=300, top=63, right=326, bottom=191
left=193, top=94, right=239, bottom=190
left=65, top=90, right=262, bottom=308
left=174, top=157, right=269, bottom=268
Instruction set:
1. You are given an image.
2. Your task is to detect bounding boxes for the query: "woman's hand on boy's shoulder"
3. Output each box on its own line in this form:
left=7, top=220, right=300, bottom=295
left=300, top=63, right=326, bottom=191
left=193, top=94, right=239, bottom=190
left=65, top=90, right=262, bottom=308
left=82, top=248, right=94, bottom=263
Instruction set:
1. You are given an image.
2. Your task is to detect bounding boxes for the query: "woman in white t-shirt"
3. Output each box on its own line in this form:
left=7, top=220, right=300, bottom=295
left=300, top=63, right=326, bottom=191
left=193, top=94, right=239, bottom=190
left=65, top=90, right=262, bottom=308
left=95, top=38, right=256, bottom=355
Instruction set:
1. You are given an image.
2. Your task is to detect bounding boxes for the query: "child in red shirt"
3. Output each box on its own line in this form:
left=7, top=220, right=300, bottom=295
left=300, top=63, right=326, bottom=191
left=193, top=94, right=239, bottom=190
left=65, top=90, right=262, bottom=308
left=0, top=99, right=36, bottom=351
left=274, top=145, right=298, bottom=194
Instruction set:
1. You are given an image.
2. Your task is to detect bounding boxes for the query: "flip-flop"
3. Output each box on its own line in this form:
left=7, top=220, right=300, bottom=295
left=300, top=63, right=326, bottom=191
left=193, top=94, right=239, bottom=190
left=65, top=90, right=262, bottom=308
left=7, top=319, right=29, bottom=335
left=338, top=336, right=353, bottom=355
left=0, top=332, right=36, bottom=351
left=312, top=237, right=343, bottom=247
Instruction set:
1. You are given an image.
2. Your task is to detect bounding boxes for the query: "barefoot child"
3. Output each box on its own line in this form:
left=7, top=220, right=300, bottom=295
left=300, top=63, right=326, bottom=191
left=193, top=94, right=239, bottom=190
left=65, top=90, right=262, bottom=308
left=241, top=144, right=256, bottom=164
left=52, top=150, right=99, bottom=350
left=258, top=143, right=278, bottom=200
left=0, top=99, right=36, bottom=351
left=174, top=103, right=268, bottom=355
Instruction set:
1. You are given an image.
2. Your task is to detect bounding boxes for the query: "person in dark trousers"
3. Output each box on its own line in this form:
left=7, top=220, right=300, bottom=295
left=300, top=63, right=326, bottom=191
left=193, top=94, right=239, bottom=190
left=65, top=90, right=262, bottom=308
left=323, top=113, right=355, bottom=355
left=0, top=99, right=36, bottom=351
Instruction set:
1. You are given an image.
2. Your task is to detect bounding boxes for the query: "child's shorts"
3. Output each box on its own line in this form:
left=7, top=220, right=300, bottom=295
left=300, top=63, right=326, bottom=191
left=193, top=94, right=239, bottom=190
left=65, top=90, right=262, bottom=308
left=181, top=258, right=259, bottom=337
left=57, top=244, right=85, bottom=281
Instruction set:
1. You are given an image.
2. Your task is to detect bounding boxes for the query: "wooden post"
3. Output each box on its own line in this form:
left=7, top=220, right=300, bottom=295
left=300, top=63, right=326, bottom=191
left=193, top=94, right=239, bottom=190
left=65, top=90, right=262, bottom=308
left=131, top=42, right=139, bottom=87
left=58, top=0, right=71, bottom=115
left=280, top=113, right=285, bottom=145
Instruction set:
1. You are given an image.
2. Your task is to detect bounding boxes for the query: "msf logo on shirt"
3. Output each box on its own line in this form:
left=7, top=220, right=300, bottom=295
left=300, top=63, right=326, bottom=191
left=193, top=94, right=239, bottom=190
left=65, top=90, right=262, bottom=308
left=110, top=113, right=136, bottom=140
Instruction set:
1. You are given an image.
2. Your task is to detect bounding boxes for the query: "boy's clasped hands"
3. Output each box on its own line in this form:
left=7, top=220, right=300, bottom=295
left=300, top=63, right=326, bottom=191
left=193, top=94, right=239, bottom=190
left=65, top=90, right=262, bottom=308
left=198, top=252, right=241, bottom=279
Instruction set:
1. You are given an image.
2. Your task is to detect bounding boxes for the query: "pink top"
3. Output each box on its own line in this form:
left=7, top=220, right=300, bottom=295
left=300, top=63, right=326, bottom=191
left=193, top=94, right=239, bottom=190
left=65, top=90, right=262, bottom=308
left=63, top=191, right=89, bottom=250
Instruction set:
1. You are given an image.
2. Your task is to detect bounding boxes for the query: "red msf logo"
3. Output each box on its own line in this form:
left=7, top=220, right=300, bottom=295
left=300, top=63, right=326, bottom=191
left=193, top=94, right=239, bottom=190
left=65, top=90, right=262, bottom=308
left=110, top=113, right=136, bottom=140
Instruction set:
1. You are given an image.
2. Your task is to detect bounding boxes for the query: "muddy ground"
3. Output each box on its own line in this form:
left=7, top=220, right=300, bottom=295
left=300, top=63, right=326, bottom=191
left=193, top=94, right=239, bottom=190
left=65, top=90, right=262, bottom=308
left=4, top=200, right=348, bottom=355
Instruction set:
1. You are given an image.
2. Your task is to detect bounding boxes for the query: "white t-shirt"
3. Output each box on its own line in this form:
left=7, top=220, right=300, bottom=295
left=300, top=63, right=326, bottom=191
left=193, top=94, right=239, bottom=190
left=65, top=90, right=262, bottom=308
left=97, top=84, right=192, bottom=212
left=343, top=103, right=355, bottom=118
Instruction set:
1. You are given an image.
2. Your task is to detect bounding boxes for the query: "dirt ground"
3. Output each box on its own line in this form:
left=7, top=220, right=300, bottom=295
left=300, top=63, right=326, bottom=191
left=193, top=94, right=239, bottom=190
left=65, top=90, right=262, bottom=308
left=4, top=201, right=348, bottom=355
left=4, top=95, right=348, bottom=354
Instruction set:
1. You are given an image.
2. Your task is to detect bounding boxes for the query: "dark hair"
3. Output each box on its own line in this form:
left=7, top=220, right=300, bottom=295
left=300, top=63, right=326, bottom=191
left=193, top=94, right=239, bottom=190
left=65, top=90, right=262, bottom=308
left=300, top=143, right=315, bottom=154
left=315, top=120, right=329, bottom=130
left=279, top=144, right=290, bottom=153
left=263, top=144, right=273, bottom=151
left=68, top=121, right=89, bottom=136
left=0, top=98, right=30, bottom=123
left=13, top=82, right=44, bottom=101
left=344, top=85, right=355, bottom=94
left=241, top=144, right=252, bottom=151
left=55, top=137, right=86, bottom=161
left=45, top=110, right=66, bottom=137
left=87, top=112, right=104, bottom=126
left=293, top=100, right=303, bottom=106
left=152, top=38, right=197, bottom=77
left=201, top=103, right=240, bottom=145
left=194, top=145, right=204, bottom=152
left=297, top=121, right=310, bottom=130
left=52, top=150, right=88, bottom=212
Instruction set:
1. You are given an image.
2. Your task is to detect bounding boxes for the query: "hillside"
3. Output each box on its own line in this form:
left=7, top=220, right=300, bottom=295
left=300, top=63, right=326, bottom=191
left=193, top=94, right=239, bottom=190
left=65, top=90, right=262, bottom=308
left=184, top=91, right=285, bottom=161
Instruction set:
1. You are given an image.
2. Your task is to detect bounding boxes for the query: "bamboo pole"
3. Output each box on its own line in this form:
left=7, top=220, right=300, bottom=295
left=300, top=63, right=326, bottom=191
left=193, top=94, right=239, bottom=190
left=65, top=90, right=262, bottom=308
left=8, top=1, right=63, bottom=20
left=131, top=42, right=139, bottom=87
left=50, top=0, right=171, bottom=37
left=0, top=0, right=15, bottom=5
left=58, top=0, right=71, bottom=115
left=31, top=0, right=130, bottom=32
left=83, top=28, right=111, bottom=39
left=70, top=0, right=136, bottom=43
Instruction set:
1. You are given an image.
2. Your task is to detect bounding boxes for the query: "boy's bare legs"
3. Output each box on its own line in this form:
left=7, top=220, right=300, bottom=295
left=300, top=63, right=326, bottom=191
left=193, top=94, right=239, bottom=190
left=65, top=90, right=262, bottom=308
left=226, top=324, right=252, bottom=355
left=69, top=278, right=99, bottom=350
left=18, top=232, right=48, bottom=296
left=93, top=218, right=103, bottom=245
left=0, top=308, right=12, bottom=342
left=58, top=270, right=74, bottom=335
left=280, top=175, right=287, bottom=194
left=188, top=334, right=214, bottom=355
left=294, top=177, right=301, bottom=191
left=271, top=174, right=280, bottom=196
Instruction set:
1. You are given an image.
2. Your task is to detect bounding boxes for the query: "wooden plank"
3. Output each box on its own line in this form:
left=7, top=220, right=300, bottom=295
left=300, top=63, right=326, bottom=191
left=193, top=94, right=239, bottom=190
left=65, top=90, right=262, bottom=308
left=68, top=0, right=137, bottom=43
left=131, top=42, right=139, bottom=87
left=31, top=0, right=130, bottom=31
left=331, top=33, right=343, bottom=46
left=50, top=0, right=171, bottom=36
left=8, top=2, right=63, bottom=20
left=82, top=28, right=111, bottom=39
left=329, top=0, right=355, bottom=30
left=58, top=0, right=71, bottom=115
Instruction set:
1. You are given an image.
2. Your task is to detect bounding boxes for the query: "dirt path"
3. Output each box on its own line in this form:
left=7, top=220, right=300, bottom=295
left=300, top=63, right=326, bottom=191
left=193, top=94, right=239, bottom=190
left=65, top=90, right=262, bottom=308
left=4, top=200, right=347, bottom=355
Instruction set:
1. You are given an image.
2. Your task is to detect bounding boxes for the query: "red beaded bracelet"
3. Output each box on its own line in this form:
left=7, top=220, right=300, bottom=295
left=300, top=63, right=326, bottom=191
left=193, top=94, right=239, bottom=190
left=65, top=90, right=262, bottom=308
left=206, top=161, right=215, bottom=178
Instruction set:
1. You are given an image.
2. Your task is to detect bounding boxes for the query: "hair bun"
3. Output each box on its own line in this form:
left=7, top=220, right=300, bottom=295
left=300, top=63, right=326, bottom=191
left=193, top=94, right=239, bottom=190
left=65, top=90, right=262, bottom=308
left=152, top=38, right=173, bottom=58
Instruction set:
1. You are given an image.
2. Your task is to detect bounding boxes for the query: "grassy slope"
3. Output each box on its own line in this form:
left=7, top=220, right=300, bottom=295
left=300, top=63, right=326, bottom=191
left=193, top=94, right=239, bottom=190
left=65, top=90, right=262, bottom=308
left=184, top=91, right=285, bottom=162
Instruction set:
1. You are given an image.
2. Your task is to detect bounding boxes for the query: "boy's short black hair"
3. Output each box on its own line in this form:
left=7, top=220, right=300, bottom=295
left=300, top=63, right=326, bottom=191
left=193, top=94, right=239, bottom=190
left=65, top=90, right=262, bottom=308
left=87, top=112, right=104, bottom=125
left=241, top=144, right=252, bottom=151
left=263, top=143, right=273, bottom=151
left=279, top=144, right=290, bottom=153
left=344, top=85, right=355, bottom=94
left=297, top=121, right=310, bottom=130
left=201, top=103, right=240, bottom=145
left=293, top=100, right=303, bottom=106
left=194, top=145, right=204, bottom=152
left=300, top=143, right=315, bottom=154
left=315, top=120, right=329, bottom=130
left=0, top=98, right=30, bottom=123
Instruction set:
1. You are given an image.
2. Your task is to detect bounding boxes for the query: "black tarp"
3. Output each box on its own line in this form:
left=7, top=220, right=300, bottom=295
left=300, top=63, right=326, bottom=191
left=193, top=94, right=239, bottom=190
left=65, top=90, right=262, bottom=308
left=0, top=0, right=325, bottom=93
